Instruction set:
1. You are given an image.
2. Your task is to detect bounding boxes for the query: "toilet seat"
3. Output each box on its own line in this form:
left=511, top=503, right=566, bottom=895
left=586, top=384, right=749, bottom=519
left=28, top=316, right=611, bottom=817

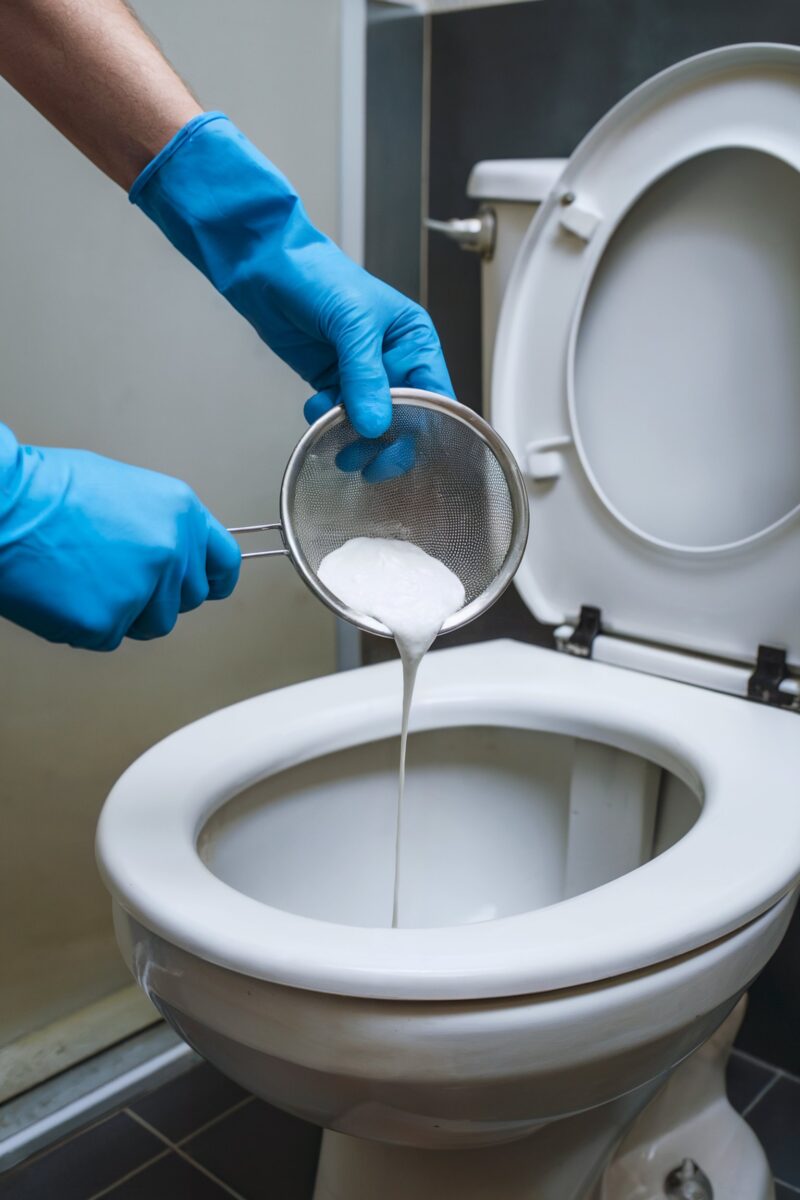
left=492, top=43, right=800, bottom=670
left=96, top=640, right=800, bottom=1001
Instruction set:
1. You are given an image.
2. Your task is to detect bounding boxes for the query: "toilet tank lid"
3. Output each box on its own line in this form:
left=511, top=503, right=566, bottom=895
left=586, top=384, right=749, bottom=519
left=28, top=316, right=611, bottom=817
left=467, top=158, right=567, bottom=203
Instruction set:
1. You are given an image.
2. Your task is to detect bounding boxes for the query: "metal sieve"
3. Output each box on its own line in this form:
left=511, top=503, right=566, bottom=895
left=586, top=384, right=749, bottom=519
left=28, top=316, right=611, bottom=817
left=229, top=388, right=529, bottom=639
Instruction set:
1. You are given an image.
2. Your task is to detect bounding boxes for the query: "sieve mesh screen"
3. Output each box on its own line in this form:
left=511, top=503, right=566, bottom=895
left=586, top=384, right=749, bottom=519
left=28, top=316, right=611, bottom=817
left=287, top=403, right=516, bottom=607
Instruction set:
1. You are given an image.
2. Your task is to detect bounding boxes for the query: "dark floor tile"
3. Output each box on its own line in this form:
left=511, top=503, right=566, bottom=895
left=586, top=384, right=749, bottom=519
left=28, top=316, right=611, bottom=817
left=746, top=1076, right=800, bottom=1189
left=184, top=1098, right=321, bottom=1200
left=0, top=1112, right=162, bottom=1200
left=129, top=1062, right=249, bottom=1143
left=726, top=1051, right=777, bottom=1114
left=105, top=1152, right=229, bottom=1198
left=775, top=1185, right=797, bottom=1200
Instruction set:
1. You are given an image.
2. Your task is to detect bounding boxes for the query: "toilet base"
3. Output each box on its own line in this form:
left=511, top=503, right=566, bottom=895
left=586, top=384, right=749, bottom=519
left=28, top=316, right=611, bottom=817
left=312, top=1080, right=661, bottom=1200
left=313, top=1002, right=772, bottom=1200
left=601, top=999, right=773, bottom=1200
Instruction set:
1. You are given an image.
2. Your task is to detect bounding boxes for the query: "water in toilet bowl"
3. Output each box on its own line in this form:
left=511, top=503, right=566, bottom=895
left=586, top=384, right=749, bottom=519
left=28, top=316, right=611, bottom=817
left=317, top=537, right=465, bottom=926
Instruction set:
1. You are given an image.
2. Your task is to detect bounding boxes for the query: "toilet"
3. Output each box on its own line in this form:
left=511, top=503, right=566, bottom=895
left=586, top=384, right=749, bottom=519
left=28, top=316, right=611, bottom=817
left=97, top=44, right=800, bottom=1200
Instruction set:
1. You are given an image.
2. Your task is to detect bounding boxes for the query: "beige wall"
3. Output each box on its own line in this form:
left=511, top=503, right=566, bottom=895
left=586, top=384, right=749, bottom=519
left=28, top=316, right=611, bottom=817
left=0, top=0, right=346, bottom=1046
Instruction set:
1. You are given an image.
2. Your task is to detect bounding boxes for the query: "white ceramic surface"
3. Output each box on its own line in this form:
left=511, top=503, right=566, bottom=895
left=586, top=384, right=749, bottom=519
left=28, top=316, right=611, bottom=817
left=307, top=1001, right=770, bottom=1198
left=491, top=43, right=800, bottom=664
left=97, top=641, right=800, bottom=1001
left=114, top=892, right=795, bottom=1151
left=467, top=158, right=567, bottom=203
left=603, top=1000, right=773, bottom=1200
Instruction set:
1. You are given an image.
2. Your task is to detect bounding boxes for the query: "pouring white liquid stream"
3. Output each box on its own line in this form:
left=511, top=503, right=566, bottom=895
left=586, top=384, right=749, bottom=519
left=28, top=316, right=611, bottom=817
left=318, top=537, right=466, bottom=927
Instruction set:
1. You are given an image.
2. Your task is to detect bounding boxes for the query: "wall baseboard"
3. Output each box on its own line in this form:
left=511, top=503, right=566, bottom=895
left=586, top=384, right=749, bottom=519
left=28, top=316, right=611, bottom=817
left=0, top=985, right=159, bottom=1107
left=0, top=1024, right=195, bottom=1174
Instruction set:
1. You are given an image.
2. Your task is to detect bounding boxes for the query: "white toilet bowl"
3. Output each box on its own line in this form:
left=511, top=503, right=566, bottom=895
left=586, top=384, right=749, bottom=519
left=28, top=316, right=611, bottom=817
left=98, top=42, right=800, bottom=1200
left=98, top=643, right=800, bottom=1198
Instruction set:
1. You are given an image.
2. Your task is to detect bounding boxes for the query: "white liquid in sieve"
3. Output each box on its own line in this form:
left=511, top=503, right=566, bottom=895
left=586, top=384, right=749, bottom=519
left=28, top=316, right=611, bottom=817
left=317, top=537, right=466, bottom=926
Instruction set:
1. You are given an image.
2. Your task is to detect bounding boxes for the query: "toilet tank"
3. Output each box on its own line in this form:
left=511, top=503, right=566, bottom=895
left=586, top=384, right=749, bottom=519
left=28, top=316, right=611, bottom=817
left=465, top=159, right=567, bottom=415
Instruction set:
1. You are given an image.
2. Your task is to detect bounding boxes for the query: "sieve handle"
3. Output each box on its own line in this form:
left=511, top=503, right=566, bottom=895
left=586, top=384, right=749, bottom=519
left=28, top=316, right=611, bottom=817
left=227, top=523, right=289, bottom=559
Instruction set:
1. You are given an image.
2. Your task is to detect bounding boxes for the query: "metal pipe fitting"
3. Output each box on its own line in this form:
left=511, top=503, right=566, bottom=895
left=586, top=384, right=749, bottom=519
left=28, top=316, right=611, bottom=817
left=664, top=1159, right=713, bottom=1199
left=425, top=207, right=496, bottom=259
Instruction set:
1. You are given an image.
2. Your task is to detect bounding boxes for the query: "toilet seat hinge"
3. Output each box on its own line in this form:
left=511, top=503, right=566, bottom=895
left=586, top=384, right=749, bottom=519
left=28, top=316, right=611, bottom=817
left=747, top=645, right=800, bottom=711
left=564, top=605, right=602, bottom=658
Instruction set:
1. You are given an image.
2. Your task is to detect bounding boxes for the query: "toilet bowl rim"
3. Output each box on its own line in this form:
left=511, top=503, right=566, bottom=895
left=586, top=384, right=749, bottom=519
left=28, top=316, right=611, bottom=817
left=96, top=641, right=800, bottom=1001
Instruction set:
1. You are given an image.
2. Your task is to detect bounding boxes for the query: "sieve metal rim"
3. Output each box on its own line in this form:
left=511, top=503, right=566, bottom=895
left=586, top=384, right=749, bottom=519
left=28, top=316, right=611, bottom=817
left=279, top=387, right=530, bottom=639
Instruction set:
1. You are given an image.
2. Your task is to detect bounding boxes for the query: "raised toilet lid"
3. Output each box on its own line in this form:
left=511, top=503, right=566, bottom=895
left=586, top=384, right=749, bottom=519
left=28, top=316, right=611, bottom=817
left=492, top=43, right=800, bottom=669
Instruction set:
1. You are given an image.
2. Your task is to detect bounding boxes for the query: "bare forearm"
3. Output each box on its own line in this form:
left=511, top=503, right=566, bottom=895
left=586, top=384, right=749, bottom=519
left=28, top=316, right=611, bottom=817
left=0, top=0, right=201, bottom=189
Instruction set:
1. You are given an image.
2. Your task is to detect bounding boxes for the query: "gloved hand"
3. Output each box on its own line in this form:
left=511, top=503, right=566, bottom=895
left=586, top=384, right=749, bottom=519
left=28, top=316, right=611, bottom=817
left=130, top=112, right=453, bottom=480
left=0, top=423, right=240, bottom=651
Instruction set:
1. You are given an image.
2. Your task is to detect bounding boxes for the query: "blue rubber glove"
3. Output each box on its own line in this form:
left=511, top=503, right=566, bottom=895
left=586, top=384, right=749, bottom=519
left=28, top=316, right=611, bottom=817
left=0, top=423, right=240, bottom=651
left=130, top=113, right=453, bottom=479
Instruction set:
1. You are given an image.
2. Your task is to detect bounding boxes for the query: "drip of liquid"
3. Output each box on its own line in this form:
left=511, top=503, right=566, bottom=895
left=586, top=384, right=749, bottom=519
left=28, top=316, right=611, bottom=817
left=317, top=537, right=465, bottom=926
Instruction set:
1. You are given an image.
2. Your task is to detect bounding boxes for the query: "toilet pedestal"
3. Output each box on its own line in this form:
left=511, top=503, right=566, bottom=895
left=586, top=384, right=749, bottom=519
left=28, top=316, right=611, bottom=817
left=313, top=1002, right=769, bottom=1200
left=312, top=1081, right=658, bottom=1200
left=601, top=999, right=772, bottom=1200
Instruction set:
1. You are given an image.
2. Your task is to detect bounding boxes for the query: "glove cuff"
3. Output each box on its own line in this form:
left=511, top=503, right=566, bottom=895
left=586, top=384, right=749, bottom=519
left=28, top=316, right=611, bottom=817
left=128, top=112, right=327, bottom=343
left=129, top=112, right=228, bottom=204
left=129, top=113, right=310, bottom=275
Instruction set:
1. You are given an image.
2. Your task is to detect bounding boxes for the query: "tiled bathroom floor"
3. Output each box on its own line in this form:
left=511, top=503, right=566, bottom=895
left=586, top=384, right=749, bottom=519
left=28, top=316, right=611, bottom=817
left=0, top=1051, right=798, bottom=1199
